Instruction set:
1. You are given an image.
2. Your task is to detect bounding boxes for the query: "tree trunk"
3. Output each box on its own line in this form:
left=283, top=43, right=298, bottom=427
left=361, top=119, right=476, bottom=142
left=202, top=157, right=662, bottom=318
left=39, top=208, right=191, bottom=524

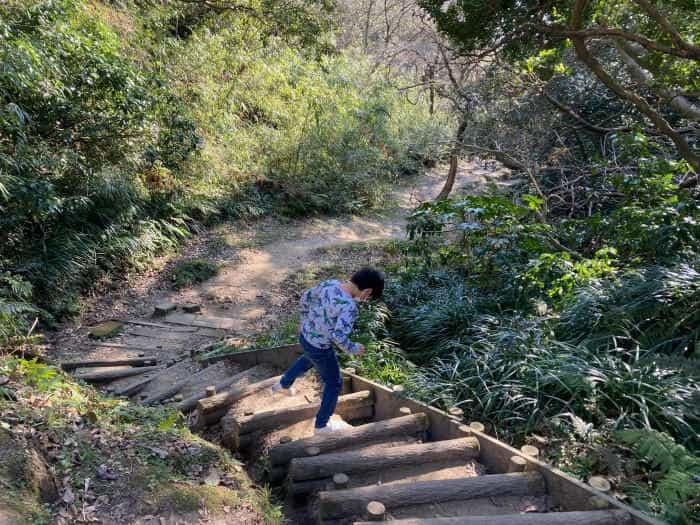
left=569, top=1, right=700, bottom=174
left=616, top=41, right=700, bottom=122
left=269, top=413, right=428, bottom=466
left=352, top=510, right=633, bottom=525
left=436, top=119, right=469, bottom=200
left=319, top=472, right=543, bottom=520
left=290, top=437, right=479, bottom=482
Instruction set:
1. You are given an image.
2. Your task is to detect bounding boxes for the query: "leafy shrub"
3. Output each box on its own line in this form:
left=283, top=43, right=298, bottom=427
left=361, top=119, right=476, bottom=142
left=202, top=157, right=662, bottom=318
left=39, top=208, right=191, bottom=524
left=617, top=429, right=700, bottom=525
left=386, top=183, right=700, bottom=450
left=0, top=272, right=38, bottom=346
left=558, top=260, right=700, bottom=356
left=171, top=259, right=219, bottom=290
left=407, top=314, right=699, bottom=447
left=165, top=21, right=450, bottom=216
left=0, top=0, right=199, bottom=317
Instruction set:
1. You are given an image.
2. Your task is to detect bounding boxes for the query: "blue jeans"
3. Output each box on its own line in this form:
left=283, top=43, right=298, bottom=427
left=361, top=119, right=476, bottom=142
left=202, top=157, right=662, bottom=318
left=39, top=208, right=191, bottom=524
left=280, top=335, right=342, bottom=429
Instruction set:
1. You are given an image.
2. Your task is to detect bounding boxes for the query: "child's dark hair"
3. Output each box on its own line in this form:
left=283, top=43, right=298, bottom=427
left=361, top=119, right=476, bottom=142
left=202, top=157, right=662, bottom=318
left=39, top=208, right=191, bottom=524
left=351, top=267, right=385, bottom=300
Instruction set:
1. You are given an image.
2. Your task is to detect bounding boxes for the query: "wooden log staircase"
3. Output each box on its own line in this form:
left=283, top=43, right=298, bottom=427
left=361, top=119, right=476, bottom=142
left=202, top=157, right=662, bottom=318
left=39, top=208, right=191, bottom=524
left=64, top=310, right=664, bottom=525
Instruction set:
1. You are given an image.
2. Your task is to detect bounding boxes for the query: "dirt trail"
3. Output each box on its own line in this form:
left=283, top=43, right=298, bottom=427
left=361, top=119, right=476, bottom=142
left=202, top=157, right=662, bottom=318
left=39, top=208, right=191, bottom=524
left=50, top=160, right=505, bottom=365
left=172, top=161, right=501, bottom=336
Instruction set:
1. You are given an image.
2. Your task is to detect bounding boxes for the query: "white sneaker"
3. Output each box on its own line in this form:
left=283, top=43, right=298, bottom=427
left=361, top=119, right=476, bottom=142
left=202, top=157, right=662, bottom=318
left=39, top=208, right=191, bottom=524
left=271, top=380, right=296, bottom=397
left=314, top=419, right=351, bottom=434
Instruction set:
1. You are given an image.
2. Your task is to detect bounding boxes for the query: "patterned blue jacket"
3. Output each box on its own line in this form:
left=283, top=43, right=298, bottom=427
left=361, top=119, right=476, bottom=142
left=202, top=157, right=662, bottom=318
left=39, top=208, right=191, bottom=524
left=300, top=279, right=361, bottom=354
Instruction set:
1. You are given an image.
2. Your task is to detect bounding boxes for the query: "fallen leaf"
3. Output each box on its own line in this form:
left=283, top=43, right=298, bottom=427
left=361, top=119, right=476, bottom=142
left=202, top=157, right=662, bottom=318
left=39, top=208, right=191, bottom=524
left=62, top=485, right=75, bottom=505
left=96, top=464, right=118, bottom=481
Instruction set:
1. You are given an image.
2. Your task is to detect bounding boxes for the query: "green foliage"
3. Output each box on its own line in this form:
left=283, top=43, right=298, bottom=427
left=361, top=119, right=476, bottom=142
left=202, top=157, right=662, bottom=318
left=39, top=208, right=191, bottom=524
left=558, top=260, right=700, bottom=356
left=0, top=0, right=199, bottom=320
left=0, top=356, right=279, bottom=522
left=170, top=258, right=220, bottom=290
left=343, top=302, right=412, bottom=386
left=384, top=174, right=700, bottom=452
left=0, top=0, right=450, bottom=334
left=164, top=19, right=449, bottom=216
left=522, top=248, right=618, bottom=304
left=0, top=272, right=37, bottom=345
left=617, top=429, right=700, bottom=524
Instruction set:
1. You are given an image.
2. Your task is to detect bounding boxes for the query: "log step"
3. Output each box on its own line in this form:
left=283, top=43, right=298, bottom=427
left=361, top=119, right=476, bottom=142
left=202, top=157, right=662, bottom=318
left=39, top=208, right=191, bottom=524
left=60, top=357, right=157, bottom=371
left=280, top=436, right=423, bottom=490
left=319, top=472, right=544, bottom=521
left=175, top=364, right=270, bottom=413
left=193, top=375, right=282, bottom=428
left=352, top=510, right=633, bottom=525
left=221, top=390, right=374, bottom=450
left=269, top=413, right=429, bottom=466
left=291, top=436, right=479, bottom=483
left=74, top=366, right=160, bottom=383
left=164, top=312, right=240, bottom=330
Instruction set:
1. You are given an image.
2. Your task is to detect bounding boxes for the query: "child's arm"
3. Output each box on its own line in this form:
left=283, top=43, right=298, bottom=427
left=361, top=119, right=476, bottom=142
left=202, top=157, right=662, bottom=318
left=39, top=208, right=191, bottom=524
left=331, top=305, right=362, bottom=355
left=299, top=287, right=314, bottom=333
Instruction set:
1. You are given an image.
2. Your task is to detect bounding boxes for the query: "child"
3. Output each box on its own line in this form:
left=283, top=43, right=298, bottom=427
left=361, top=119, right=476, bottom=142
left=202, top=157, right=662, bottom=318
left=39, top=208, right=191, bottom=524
left=272, top=267, right=385, bottom=434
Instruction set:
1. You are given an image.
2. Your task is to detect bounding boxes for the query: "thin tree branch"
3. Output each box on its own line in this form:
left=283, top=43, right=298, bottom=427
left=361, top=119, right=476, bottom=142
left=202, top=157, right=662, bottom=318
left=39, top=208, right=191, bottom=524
left=615, top=41, right=700, bottom=122
left=631, top=0, right=700, bottom=57
left=569, top=0, right=700, bottom=173
left=537, top=24, right=700, bottom=61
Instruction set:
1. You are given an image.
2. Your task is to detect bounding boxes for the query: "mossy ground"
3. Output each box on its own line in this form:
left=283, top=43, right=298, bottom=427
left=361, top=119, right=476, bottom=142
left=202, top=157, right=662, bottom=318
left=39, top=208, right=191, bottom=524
left=0, top=357, right=281, bottom=524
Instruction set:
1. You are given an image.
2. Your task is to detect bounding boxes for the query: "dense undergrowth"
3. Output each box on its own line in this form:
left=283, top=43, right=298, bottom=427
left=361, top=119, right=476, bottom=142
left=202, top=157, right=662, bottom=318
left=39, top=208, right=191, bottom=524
left=0, top=0, right=448, bottom=332
left=343, top=150, right=700, bottom=523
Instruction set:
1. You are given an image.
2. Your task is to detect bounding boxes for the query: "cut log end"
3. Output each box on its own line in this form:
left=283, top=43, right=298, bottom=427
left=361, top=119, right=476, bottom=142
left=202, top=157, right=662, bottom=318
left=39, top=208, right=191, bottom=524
left=508, top=455, right=528, bottom=473
left=153, top=302, right=176, bottom=317
left=520, top=444, right=540, bottom=458
left=398, top=407, right=412, bottom=416
left=447, top=407, right=463, bottom=419
left=333, top=472, right=349, bottom=489
left=182, top=303, right=201, bottom=313
left=391, top=384, right=405, bottom=395
left=589, top=476, right=612, bottom=494
left=468, top=421, right=485, bottom=433
left=366, top=501, right=385, bottom=521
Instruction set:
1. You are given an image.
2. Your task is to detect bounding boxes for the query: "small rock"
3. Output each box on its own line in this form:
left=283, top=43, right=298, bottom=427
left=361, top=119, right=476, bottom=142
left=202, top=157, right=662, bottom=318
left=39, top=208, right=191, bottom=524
left=89, top=321, right=123, bottom=339
left=173, top=394, right=183, bottom=402
left=182, top=303, right=201, bottom=313
left=62, top=485, right=75, bottom=505
left=153, top=302, right=176, bottom=317
left=203, top=468, right=221, bottom=486
left=0, top=375, right=9, bottom=386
